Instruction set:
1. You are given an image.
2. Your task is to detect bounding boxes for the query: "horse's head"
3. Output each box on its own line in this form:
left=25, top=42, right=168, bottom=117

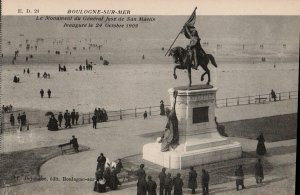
left=169, top=47, right=185, bottom=65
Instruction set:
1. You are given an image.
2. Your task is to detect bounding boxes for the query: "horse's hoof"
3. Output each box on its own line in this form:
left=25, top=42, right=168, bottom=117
left=173, top=74, right=177, bottom=79
left=201, top=77, right=204, bottom=81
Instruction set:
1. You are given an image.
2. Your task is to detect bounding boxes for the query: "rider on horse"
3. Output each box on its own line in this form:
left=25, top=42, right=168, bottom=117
left=185, top=26, right=206, bottom=70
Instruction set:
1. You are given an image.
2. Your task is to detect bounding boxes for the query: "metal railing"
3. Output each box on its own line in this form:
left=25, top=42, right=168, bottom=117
left=0, top=90, right=298, bottom=133
left=216, top=91, right=298, bottom=108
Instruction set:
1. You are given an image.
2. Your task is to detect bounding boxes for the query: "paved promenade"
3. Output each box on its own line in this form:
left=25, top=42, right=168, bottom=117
left=0, top=99, right=297, bottom=194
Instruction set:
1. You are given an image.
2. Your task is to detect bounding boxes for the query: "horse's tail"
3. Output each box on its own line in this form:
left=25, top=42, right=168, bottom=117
left=207, top=54, right=218, bottom=68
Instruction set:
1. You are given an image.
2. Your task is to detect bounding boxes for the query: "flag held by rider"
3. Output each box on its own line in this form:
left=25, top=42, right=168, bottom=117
left=181, top=7, right=197, bottom=39
left=165, top=7, right=197, bottom=56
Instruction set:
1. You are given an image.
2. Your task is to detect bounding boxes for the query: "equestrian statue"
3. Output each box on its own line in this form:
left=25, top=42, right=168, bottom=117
left=166, top=7, right=218, bottom=86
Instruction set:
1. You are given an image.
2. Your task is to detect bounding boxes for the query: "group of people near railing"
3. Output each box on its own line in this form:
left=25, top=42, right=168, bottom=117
left=91, top=108, right=108, bottom=129
left=47, top=109, right=80, bottom=131
left=2, top=105, right=13, bottom=113
left=8, top=112, right=28, bottom=131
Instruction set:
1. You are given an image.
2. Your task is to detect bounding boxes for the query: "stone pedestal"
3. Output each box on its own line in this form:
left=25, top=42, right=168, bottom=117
left=143, top=85, right=242, bottom=169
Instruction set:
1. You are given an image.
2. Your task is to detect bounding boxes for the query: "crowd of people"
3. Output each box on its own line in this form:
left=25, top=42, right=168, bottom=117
left=78, top=63, right=93, bottom=71
left=134, top=164, right=211, bottom=195
left=37, top=72, right=51, bottom=79
left=2, top=105, right=13, bottom=113
left=92, top=108, right=108, bottom=129
left=105, top=158, right=263, bottom=194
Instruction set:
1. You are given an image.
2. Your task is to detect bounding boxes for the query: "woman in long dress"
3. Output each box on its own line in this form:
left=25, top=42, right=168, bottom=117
left=256, top=133, right=267, bottom=155
left=160, top=91, right=179, bottom=152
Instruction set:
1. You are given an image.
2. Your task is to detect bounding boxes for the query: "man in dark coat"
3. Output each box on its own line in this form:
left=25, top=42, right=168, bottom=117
left=158, top=168, right=166, bottom=195
left=97, top=153, right=106, bottom=172
left=115, top=159, right=123, bottom=174
left=271, top=89, right=277, bottom=101
left=143, top=111, right=147, bottom=119
left=17, top=113, right=21, bottom=124
left=173, top=173, right=184, bottom=195
left=47, top=89, right=51, bottom=98
left=103, top=167, right=111, bottom=188
left=110, top=167, right=121, bottom=190
left=102, top=108, right=108, bottom=122
left=160, top=100, right=165, bottom=115
left=137, top=174, right=147, bottom=195
left=164, top=173, right=173, bottom=195
left=65, top=112, right=72, bottom=128
left=256, top=133, right=267, bottom=155
left=147, top=175, right=157, bottom=195
left=40, top=89, right=44, bottom=98
left=92, top=113, right=97, bottom=129
left=255, top=159, right=264, bottom=183
left=97, top=108, right=101, bottom=122
left=10, top=114, right=15, bottom=126
left=136, top=164, right=146, bottom=182
left=188, top=166, right=197, bottom=194
left=58, top=112, right=63, bottom=127
left=64, top=110, right=68, bottom=120
left=75, top=112, right=79, bottom=125
left=235, top=165, right=245, bottom=191
left=70, top=135, right=79, bottom=152
left=20, top=112, right=27, bottom=131
left=201, top=169, right=209, bottom=195
left=71, top=109, right=76, bottom=125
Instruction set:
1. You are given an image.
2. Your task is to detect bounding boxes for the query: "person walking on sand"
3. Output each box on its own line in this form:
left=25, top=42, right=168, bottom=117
left=47, top=89, right=51, bottom=98
left=143, top=111, right=148, bottom=119
left=40, top=89, right=44, bottom=98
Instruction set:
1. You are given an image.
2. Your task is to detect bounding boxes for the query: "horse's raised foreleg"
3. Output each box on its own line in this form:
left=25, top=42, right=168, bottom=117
left=188, top=67, right=192, bottom=87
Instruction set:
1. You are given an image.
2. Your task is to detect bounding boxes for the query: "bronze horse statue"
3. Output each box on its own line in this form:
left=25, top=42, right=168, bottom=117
left=169, top=46, right=217, bottom=86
